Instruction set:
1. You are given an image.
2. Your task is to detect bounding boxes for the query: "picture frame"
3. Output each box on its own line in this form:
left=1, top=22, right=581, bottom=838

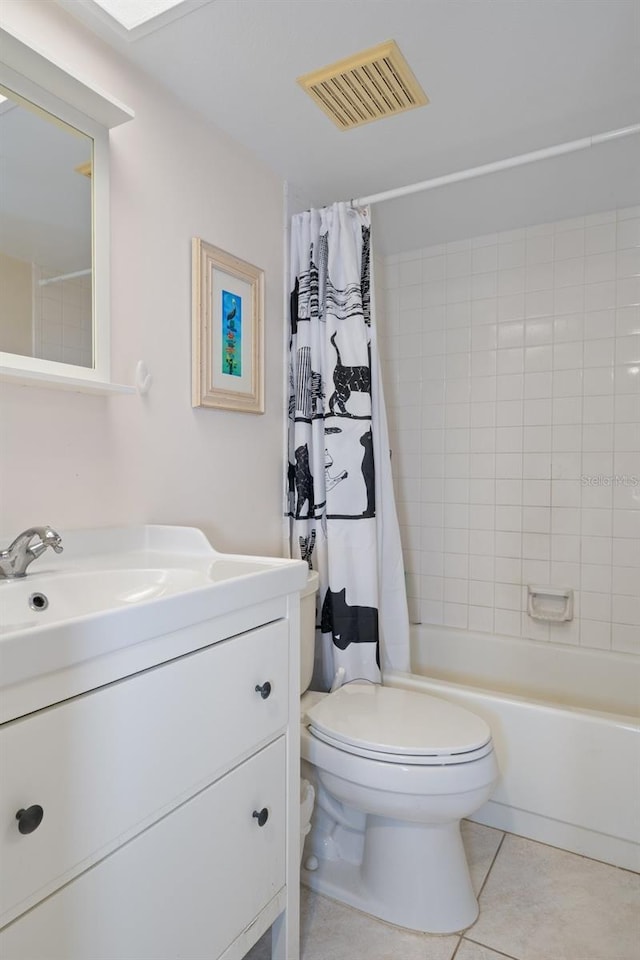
left=192, top=238, right=264, bottom=413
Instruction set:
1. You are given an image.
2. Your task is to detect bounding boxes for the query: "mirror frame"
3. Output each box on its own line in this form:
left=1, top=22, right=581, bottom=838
left=0, top=26, right=134, bottom=392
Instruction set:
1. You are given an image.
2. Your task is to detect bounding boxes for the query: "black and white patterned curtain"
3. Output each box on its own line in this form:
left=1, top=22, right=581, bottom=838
left=287, top=202, right=410, bottom=690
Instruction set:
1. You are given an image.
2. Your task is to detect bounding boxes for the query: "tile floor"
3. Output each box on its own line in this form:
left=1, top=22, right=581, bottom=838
left=245, top=822, right=640, bottom=960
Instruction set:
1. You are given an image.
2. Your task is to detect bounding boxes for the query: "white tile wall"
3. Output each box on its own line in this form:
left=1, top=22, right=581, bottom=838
left=33, top=266, right=93, bottom=368
left=380, top=207, right=640, bottom=655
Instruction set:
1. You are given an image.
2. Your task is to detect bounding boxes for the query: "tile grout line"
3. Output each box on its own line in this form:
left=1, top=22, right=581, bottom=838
left=450, top=831, right=508, bottom=960
left=449, top=934, right=464, bottom=959
left=297, top=820, right=638, bottom=959
left=461, top=935, right=521, bottom=960
left=475, top=830, right=507, bottom=901
left=459, top=827, right=639, bottom=960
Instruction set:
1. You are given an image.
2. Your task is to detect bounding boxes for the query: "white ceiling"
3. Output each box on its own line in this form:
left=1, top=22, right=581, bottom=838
left=62, top=0, right=640, bottom=253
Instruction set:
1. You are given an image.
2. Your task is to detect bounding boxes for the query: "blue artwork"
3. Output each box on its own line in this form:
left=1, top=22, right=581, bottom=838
left=222, top=289, right=242, bottom=377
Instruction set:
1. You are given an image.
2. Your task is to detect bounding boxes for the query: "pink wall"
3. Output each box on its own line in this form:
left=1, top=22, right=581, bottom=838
left=0, top=1, right=286, bottom=555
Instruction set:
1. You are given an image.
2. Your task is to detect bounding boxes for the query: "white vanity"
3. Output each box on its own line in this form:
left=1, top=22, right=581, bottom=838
left=0, top=526, right=307, bottom=960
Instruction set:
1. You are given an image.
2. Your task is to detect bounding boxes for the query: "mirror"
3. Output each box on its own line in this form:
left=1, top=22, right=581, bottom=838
left=0, top=90, right=94, bottom=368
left=0, top=26, right=133, bottom=391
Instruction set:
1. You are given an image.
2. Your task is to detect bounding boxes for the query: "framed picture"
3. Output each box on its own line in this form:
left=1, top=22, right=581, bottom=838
left=192, top=238, right=264, bottom=413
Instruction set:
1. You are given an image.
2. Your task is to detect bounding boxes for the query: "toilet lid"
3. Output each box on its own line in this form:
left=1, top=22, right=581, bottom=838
left=305, top=684, right=491, bottom=759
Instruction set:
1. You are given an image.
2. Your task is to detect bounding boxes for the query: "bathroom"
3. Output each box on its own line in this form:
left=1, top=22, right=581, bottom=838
left=0, top=1, right=638, bottom=959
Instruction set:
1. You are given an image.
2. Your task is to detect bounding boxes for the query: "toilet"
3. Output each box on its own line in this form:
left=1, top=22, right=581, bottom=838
left=299, top=572, right=499, bottom=934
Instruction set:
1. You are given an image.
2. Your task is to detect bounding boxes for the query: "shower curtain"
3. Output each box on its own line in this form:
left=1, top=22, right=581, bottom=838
left=287, top=201, right=410, bottom=690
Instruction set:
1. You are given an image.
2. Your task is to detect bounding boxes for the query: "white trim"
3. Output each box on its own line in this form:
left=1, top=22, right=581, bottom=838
left=282, top=180, right=292, bottom=557
left=0, top=366, right=135, bottom=395
left=0, top=27, right=133, bottom=128
left=353, top=125, right=640, bottom=207
left=0, top=25, right=134, bottom=391
left=57, top=0, right=213, bottom=43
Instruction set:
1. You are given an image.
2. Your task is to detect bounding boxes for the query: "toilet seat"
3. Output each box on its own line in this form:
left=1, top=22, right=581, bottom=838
left=305, top=683, right=492, bottom=766
left=307, top=726, right=494, bottom=765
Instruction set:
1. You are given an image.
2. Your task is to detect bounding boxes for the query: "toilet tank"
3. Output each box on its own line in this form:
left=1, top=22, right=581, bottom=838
left=300, top=571, right=319, bottom=694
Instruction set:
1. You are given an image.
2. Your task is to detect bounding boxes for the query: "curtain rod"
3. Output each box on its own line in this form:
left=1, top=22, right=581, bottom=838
left=352, top=123, right=640, bottom=208
left=38, top=268, right=92, bottom=287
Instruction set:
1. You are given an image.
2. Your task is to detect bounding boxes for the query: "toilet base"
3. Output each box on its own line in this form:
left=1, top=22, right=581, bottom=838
left=302, top=815, right=478, bottom=934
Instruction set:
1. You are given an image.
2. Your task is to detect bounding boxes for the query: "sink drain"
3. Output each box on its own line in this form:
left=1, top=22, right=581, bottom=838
left=28, top=592, right=49, bottom=612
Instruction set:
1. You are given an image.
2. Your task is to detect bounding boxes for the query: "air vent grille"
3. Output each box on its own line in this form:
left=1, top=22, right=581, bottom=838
left=298, top=40, right=429, bottom=131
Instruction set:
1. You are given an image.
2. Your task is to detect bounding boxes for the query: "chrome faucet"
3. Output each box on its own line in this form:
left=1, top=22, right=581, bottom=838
left=0, top=526, right=63, bottom=579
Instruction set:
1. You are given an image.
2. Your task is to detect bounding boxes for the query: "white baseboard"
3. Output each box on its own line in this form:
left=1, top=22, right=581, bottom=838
left=471, top=801, right=640, bottom=873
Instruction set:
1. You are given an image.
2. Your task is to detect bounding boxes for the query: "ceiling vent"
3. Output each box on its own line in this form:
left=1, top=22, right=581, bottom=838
left=297, top=40, right=429, bottom=131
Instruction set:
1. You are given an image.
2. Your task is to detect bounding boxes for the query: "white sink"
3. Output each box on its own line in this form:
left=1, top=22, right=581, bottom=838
left=0, top=525, right=307, bottom=708
left=0, top=568, right=210, bottom=635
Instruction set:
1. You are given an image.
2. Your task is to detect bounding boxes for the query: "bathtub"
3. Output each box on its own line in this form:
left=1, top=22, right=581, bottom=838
left=384, top=624, right=640, bottom=873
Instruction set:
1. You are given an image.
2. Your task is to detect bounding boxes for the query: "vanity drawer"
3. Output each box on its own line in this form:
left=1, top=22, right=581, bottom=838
left=0, top=737, right=286, bottom=960
left=0, top=618, right=289, bottom=926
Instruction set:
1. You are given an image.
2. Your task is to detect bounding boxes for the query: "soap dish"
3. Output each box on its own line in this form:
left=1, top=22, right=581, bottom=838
left=527, top=585, right=574, bottom=622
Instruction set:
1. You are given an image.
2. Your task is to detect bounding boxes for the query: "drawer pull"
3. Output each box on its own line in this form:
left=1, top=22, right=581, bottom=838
left=255, top=681, right=272, bottom=700
left=16, top=805, right=44, bottom=835
left=252, top=807, right=269, bottom=827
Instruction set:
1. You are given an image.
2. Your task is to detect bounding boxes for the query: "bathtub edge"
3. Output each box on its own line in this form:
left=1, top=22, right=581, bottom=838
left=384, top=669, right=640, bottom=873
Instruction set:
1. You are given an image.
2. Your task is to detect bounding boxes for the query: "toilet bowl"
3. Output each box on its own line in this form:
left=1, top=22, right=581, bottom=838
left=299, top=573, right=499, bottom=934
